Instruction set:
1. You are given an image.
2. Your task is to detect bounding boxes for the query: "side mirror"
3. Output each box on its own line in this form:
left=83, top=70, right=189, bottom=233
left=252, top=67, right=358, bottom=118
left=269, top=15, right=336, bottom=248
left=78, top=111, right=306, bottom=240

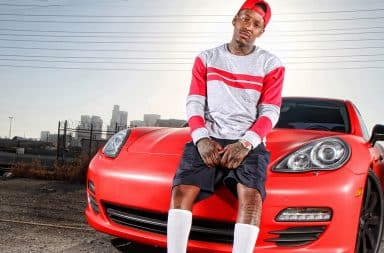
left=369, top=124, right=384, bottom=146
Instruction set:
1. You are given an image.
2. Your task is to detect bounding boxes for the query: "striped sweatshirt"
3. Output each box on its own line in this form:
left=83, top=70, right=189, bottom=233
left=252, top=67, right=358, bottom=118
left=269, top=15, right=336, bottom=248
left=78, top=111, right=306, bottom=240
left=186, top=44, right=285, bottom=149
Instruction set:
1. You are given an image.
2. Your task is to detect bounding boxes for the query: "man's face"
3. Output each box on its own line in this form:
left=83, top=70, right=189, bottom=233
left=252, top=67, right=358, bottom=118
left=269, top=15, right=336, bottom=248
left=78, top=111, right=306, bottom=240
left=232, top=9, right=265, bottom=47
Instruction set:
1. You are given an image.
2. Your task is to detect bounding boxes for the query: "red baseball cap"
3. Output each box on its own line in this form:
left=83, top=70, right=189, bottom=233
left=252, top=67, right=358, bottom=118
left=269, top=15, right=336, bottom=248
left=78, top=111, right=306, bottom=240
left=239, top=0, right=272, bottom=27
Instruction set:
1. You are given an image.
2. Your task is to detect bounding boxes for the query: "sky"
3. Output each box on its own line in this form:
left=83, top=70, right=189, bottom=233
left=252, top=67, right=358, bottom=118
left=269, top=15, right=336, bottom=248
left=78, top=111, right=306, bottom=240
left=0, top=0, right=383, bottom=139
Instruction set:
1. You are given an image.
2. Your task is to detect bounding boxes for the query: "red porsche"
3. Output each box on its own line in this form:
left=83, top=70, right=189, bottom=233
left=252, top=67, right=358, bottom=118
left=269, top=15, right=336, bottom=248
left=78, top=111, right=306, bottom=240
left=85, top=97, right=384, bottom=253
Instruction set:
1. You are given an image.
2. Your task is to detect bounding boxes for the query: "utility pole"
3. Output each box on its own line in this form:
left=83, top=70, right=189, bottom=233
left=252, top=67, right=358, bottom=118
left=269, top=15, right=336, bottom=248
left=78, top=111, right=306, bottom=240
left=56, top=121, right=61, bottom=160
left=8, top=116, right=13, bottom=139
left=89, top=123, right=93, bottom=158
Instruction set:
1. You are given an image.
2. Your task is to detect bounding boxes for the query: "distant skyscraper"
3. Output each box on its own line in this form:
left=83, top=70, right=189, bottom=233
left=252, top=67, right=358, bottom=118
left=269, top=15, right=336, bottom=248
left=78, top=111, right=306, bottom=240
left=76, top=115, right=91, bottom=143
left=91, top=116, right=103, bottom=140
left=110, top=105, right=120, bottom=130
left=48, top=134, right=58, bottom=147
left=80, top=115, right=91, bottom=129
left=107, top=105, right=128, bottom=137
left=40, top=131, right=50, bottom=142
left=119, top=111, right=128, bottom=129
left=75, top=114, right=103, bottom=146
left=144, top=114, right=161, bottom=127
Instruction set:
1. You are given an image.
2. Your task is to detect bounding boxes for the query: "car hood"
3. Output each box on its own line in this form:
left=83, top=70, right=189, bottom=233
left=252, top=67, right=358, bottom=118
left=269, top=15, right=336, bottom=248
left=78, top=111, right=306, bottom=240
left=126, top=127, right=345, bottom=160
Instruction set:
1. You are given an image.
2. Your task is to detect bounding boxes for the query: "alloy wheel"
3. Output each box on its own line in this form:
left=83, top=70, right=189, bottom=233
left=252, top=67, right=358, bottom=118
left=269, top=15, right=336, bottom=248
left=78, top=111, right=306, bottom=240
left=355, top=171, right=384, bottom=253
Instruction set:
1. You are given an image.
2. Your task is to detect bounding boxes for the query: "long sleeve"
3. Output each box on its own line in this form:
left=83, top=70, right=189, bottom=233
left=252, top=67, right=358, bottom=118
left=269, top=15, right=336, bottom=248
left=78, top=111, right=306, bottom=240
left=242, top=66, right=285, bottom=148
left=186, top=56, right=210, bottom=144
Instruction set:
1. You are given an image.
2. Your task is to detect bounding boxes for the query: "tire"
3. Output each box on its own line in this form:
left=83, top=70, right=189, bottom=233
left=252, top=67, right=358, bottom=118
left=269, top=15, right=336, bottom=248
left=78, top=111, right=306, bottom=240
left=355, top=170, right=384, bottom=253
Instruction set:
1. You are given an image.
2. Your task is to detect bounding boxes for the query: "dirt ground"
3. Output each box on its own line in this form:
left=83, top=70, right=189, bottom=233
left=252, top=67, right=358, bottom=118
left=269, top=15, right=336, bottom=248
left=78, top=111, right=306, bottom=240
left=0, top=177, right=165, bottom=253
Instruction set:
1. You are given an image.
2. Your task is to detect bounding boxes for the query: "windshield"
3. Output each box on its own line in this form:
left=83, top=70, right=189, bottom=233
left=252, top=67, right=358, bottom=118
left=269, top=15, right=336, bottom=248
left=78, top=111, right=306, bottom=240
left=275, top=98, right=350, bottom=133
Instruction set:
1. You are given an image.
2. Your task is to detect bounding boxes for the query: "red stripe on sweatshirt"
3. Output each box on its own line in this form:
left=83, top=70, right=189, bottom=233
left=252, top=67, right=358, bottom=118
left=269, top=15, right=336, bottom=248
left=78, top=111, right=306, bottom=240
left=188, top=56, right=207, bottom=96
left=259, top=66, right=285, bottom=107
left=188, top=115, right=206, bottom=131
left=207, top=67, right=264, bottom=84
left=207, top=74, right=262, bottom=92
left=250, top=116, right=273, bottom=139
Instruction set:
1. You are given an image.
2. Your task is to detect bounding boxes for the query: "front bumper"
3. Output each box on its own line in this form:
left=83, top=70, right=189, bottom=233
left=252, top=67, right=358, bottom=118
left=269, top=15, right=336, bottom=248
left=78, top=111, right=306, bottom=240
left=85, top=153, right=366, bottom=253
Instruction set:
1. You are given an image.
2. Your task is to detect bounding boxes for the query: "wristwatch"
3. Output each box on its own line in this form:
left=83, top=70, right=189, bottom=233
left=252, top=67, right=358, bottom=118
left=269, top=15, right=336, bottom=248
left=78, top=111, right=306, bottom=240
left=239, top=139, right=253, bottom=151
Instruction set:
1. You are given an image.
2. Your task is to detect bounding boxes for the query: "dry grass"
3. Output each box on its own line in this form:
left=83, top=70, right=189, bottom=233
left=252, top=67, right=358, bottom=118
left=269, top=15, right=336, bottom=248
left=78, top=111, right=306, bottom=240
left=10, top=153, right=91, bottom=183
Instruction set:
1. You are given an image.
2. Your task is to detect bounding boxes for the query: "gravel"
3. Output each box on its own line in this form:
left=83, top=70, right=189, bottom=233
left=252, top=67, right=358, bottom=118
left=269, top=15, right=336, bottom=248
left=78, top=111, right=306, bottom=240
left=0, top=178, right=165, bottom=253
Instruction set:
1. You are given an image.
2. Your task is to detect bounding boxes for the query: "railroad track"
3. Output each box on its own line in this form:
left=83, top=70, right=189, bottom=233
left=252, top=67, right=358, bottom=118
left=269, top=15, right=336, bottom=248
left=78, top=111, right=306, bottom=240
left=0, top=218, right=93, bottom=231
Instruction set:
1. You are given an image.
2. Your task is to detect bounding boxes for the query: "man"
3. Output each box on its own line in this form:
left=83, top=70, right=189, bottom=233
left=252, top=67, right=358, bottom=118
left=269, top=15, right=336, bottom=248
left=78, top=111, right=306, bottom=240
left=167, top=0, right=285, bottom=252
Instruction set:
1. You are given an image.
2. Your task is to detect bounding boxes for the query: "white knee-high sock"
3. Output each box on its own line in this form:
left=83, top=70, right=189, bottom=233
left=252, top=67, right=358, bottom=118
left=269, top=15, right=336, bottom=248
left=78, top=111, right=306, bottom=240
left=232, top=223, right=260, bottom=253
left=167, top=209, right=192, bottom=253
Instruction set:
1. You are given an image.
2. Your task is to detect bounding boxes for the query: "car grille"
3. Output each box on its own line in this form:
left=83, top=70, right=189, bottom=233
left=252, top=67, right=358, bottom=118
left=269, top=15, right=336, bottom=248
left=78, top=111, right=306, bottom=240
left=264, top=226, right=326, bottom=246
left=104, top=203, right=234, bottom=244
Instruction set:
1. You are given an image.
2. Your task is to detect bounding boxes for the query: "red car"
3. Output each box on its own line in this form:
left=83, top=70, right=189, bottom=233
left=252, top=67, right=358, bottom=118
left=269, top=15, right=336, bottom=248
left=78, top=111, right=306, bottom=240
left=85, top=97, right=384, bottom=253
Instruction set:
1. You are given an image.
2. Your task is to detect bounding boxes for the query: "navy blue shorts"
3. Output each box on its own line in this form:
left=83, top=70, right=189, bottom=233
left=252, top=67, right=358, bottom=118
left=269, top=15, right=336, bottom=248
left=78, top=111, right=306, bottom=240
left=172, top=138, right=270, bottom=202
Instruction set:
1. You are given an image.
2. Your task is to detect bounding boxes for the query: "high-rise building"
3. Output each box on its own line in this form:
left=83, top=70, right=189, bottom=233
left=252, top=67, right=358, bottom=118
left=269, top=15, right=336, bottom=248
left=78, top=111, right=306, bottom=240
left=144, top=114, right=161, bottom=127
left=75, top=114, right=103, bottom=146
left=48, top=134, right=58, bottom=147
left=80, top=115, right=91, bottom=128
left=91, top=116, right=103, bottom=140
left=107, top=105, right=128, bottom=137
left=76, top=115, right=91, bottom=143
left=40, top=131, right=50, bottom=142
left=119, top=111, right=128, bottom=129
left=110, top=105, right=120, bottom=130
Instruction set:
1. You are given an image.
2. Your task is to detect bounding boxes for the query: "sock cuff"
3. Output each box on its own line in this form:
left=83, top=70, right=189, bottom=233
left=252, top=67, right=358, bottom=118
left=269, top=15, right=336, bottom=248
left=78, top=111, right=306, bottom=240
left=235, top=223, right=260, bottom=232
left=168, top=209, right=192, bottom=216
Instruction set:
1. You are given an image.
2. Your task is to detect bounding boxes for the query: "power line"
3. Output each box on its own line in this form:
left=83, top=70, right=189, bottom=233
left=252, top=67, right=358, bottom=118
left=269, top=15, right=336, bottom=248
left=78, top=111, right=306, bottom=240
left=270, top=31, right=384, bottom=37
left=0, top=33, right=218, bottom=38
left=289, top=66, right=384, bottom=70
left=0, top=37, right=383, bottom=44
left=0, top=28, right=226, bottom=34
left=0, top=64, right=188, bottom=71
left=0, top=54, right=192, bottom=60
left=0, top=46, right=198, bottom=52
left=1, top=45, right=384, bottom=52
left=0, top=19, right=229, bottom=24
left=277, top=8, right=384, bottom=15
left=1, top=30, right=384, bottom=38
left=0, top=3, right=64, bottom=7
left=0, top=58, right=192, bottom=64
left=2, top=26, right=384, bottom=34
left=2, top=53, right=384, bottom=60
left=1, top=8, right=384, bottom=16
left=1, top=16, right=384, bottom=23
left=286, top=59, right=384, bottom=64
left=283, top=53, right=384, bottom=59
left=0, top=13, right=235, bottom=18
left=0, top=38, right=218, bottom=44
left=0, top=64, right=383, bottom=71
left=276, top=46, right=384, bottom=52
left=2, top=57, right=384, bottom=65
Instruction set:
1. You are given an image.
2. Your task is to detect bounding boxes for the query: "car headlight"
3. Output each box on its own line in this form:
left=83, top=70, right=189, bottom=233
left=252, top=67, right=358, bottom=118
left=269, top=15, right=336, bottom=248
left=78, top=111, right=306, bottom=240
left=273, top=137, right=350, bottom=172
left=102, top=129, right=130, bottom=158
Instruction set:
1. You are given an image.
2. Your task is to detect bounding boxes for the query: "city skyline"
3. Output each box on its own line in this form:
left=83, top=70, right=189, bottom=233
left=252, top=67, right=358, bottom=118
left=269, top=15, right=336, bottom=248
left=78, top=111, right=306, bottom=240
left=0, top=0, right=383, bottom=139
left=33, top=104, right=183, bottom=141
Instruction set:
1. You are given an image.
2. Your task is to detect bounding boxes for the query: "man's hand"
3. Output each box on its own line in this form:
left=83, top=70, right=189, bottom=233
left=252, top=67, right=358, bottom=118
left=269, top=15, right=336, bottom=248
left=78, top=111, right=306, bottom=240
left=220, top=141, right=250, bottom=169
left=196, top=138, right=223, bottom=168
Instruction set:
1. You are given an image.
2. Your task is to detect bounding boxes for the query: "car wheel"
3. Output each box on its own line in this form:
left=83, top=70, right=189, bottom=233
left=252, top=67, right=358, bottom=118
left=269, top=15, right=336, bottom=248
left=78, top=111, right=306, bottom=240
left=355, top=170, right=384, bottom=253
